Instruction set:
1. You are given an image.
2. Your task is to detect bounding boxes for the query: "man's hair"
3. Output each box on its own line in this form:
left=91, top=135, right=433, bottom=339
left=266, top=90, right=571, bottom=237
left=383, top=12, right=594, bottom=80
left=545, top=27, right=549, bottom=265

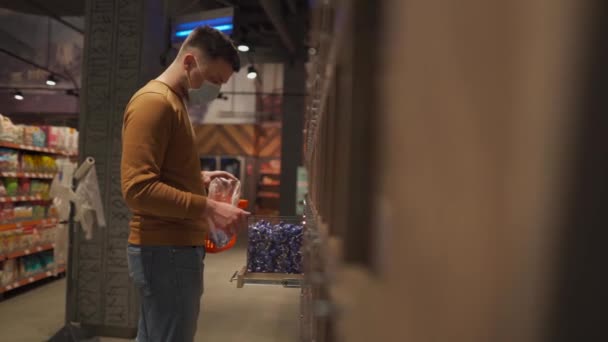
left=181, top=26, right=241, bottom=71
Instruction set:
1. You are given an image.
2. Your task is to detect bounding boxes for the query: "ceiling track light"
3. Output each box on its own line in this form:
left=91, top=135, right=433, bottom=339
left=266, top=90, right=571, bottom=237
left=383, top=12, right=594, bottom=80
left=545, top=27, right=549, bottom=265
left=46, top=74, right=58, bottom=86
left=13, top=91, right=24, bottom=101
left=237, top=43, right=250, bottom=52
left=247, top=65, right=258, bottom=80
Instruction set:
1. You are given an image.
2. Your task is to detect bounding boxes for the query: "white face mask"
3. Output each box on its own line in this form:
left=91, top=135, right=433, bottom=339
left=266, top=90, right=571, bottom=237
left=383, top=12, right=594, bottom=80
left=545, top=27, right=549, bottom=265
left=189, top=81, right=221, bottom=105
left=186, top=57, right=221, bottom=106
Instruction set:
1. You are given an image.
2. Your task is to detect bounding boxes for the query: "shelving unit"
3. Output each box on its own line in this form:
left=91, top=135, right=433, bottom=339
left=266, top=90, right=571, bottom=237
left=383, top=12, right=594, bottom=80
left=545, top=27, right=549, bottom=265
left=256, top=163, right=281, bottom=214
left=0, top=141, right=76, bottom=157
left=0, top=243, right=55, bottom=262
left=0, top=125, right=76, bottom=299
left=0, top=266, right=65, bottom=294
left=0, top=172, right=56, bottom=179
left=0, top=195, right=50, bottom=203
left=0, top=218, right=58, bottom=232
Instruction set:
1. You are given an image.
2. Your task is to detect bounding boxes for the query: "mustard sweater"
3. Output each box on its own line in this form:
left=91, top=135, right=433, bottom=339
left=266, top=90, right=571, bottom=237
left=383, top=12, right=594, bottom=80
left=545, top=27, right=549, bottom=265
left=121, top=80, right=208, bottom=246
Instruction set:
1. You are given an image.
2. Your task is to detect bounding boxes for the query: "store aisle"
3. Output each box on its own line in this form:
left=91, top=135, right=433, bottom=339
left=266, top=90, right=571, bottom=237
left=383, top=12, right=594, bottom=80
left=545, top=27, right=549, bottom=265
left=0, top=242, right=300, bottom=342
left=0, top=276, right=66, bottom=341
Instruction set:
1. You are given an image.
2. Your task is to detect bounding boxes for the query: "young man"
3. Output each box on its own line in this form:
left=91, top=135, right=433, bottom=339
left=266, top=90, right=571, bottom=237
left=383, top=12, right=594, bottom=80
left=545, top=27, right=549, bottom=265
left=121, top=26, right=249, bottom=342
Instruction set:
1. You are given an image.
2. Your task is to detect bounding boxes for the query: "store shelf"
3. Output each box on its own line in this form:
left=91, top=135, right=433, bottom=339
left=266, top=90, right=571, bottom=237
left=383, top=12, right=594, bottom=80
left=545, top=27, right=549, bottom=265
left=232, top=266, right=303, bottom=288
left=0, top=218, right=58, bottom=232
left=0, top=172, right=56, bottom=179
left=259, top=183, right=281, bottom=187
left=0, top=266, right=65, bottom=294
left=0, top=141, right=77, bottom=157
left=0, top=195, right=50, bottom=203
left=260, top=171, right=281, bottom=176
left=0, top=243, right=55, bottom=262
left=258, top=192, right=280, bottom=199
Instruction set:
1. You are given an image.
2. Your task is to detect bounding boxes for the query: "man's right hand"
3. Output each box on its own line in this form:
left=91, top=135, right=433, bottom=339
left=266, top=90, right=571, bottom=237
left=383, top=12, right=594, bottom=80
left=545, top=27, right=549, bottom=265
left=203, top=199, right=250, bottom=232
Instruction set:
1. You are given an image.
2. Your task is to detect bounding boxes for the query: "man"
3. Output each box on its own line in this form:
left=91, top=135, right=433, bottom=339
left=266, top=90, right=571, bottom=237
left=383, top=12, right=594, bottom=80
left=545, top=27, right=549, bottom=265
left=121, top=26, right=249, bottom=342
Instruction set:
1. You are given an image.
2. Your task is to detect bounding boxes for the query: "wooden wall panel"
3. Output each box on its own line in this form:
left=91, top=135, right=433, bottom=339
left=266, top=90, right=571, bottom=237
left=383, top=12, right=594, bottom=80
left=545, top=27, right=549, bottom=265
left=256, top=123, right=282, bottom=158
left=194, top=123, right=282, bottom=157
left=194, top=124, right=256, bottom=156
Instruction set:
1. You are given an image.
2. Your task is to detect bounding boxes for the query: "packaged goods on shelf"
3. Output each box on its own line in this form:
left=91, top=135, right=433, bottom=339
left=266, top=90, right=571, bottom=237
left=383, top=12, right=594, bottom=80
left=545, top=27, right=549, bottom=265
left=0, top=114, right=78, bottom=154
left=0, top=149, right=19, bottom=172
left=0, top=259, right=16, bottom=286
left=4, top=178, right=17, bottom=196
left=0, top=251, right=55, bottom=287
left=247, top=218, right=303, bottom=274
left=0, top=115, right=19, bottom=143
left=0, top=225, right=56, bottom=254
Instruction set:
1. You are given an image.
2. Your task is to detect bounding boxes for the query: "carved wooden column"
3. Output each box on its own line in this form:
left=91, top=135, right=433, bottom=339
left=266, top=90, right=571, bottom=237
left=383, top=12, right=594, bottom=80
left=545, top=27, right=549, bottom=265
left=75, top=0, right=167, bottom=337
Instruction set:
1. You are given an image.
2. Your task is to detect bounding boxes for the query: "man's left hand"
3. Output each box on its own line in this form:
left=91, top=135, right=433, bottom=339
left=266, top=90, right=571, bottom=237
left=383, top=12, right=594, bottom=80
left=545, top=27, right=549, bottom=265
left=201, top=170, right=238, bottom=187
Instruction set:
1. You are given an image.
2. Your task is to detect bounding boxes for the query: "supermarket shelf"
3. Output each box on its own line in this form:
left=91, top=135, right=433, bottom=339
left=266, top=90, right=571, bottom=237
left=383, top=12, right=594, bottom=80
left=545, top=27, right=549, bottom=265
left=232, top=266, right=302, bottom=288
left=0, top=172, right=56, bottom=179
left=260, top=171, right=281, bottom=176
left=258, top=192, right=280, bottom=199
left=0, top=141, right=77, bottom=157
left=0, top=266, right=65, bottom=294
left=0, top=243, right=55, bottom=262
left=0, top=218, right=58, bottom=232
left=0, top=195, right=50, bottom=203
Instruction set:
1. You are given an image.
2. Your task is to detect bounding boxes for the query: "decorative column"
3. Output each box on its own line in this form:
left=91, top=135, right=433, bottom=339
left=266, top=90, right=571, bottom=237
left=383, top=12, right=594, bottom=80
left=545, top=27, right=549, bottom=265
left=74, top=0, right=167, bottom=337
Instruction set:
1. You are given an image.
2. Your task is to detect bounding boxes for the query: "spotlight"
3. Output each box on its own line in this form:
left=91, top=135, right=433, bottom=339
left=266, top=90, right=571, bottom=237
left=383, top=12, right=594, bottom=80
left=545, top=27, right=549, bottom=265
left=13, top=91, right=24, bottom=101
left=247, top=65, right=258, bottom=80
left=237, top=44, right=250, bottom=52
left=46, top=74, right=58, bottom=86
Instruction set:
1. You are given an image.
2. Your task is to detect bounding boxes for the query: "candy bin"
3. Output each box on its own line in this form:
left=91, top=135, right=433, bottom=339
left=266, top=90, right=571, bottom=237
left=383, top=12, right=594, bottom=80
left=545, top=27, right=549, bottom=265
left=232, top=216, right=304, bottom=288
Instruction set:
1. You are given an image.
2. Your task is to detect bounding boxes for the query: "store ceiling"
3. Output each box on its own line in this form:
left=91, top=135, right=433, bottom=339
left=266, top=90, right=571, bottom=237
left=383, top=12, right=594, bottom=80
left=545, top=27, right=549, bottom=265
left=0, top=0, right=309, bottom=57
left=0, top=0, right=83, bottom=16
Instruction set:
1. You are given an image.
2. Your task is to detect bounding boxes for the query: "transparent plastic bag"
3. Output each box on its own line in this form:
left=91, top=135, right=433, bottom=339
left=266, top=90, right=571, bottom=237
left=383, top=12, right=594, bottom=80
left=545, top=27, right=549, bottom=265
left=207, top=177, right=241, bottom=248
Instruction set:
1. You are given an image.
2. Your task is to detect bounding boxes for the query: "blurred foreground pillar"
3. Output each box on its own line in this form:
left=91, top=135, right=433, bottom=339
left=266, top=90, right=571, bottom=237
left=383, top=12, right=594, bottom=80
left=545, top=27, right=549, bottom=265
left=72, top=0, right=167, bottom=337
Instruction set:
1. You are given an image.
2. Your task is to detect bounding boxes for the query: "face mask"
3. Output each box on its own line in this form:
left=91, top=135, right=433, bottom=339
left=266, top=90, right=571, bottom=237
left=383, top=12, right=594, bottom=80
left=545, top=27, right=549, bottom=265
left=186, top=58, right=221, bottom=106
left=189, top=81, right=221, bottom=106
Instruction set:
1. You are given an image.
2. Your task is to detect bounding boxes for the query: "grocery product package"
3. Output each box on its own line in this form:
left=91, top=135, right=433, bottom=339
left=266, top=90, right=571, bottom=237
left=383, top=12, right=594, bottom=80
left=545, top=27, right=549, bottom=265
left=0, top=115, right=18, bottom=142
left=206, top=177, right=241, bottom=248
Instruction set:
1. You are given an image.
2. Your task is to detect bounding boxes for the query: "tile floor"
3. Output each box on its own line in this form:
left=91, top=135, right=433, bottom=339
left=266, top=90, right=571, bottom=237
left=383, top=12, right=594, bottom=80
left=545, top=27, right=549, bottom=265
left=0, top=242, right=300, bottom=342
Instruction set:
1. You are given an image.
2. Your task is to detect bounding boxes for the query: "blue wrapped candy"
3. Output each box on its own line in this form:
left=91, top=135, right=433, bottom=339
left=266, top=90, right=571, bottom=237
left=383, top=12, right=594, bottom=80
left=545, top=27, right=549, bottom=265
left=247, top=219, right=304, bottom=273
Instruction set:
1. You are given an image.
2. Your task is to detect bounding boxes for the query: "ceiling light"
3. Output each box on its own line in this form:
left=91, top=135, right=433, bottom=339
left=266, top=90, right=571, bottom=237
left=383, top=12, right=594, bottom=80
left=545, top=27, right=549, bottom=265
left=46, top=74, right=58, bottom=86
left=247, top=65, right=257, bottom=80
left=13, top=91, right=24, bottom=101
left=237, top=44, right=250, bottom=52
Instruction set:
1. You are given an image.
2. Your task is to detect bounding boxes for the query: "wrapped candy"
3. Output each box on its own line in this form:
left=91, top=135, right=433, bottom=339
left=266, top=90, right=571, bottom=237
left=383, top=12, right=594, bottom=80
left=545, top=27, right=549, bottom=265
left=247, top=219, right=304, bottom=274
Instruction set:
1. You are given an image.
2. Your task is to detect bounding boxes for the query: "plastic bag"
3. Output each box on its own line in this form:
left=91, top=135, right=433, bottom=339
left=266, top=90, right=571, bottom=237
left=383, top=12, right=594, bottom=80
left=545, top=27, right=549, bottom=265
left=206, top=177, right=241, bottom=248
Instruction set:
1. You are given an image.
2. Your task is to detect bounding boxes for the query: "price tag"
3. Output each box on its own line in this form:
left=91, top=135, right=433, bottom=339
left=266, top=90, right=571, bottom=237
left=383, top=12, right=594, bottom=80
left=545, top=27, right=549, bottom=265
left=28, top=277, right=34, bottom=283
left=46, top=271, right=52, bottom=276
left=24, top=249, right=30, bottom=255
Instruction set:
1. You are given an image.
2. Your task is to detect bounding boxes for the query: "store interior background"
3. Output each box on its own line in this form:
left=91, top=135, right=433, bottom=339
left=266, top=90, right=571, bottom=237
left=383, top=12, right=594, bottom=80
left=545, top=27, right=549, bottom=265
left=1, top=0, right=608, bottom=341
left=0, top=0, right=308, bottom=341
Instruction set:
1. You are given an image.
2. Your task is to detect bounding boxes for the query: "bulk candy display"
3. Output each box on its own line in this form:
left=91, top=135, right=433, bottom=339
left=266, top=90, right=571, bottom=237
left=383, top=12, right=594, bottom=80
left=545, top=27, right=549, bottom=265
left=247, top=219, right=303, bottom=274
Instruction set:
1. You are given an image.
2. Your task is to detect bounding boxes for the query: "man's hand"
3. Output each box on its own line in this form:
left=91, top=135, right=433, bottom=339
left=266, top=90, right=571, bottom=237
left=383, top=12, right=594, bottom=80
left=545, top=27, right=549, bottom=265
left=201, top=171, right=238, bottom=187
left=203, top=199, right=250, bottom=233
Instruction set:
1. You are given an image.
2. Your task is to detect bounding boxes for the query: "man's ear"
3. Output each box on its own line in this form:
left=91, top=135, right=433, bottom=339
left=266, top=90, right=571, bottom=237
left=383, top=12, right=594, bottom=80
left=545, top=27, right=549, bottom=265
left=183, top=53, right=195, bottom=70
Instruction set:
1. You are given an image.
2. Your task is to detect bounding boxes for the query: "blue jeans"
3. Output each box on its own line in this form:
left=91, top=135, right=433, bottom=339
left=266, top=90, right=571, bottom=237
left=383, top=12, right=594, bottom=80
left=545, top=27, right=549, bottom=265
left=127, top=245, right=206, bottom=342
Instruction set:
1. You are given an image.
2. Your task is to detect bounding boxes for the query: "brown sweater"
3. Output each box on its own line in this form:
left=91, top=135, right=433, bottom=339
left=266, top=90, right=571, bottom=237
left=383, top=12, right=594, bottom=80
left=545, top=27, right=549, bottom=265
left=121, top=80, right=208, bottom=246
